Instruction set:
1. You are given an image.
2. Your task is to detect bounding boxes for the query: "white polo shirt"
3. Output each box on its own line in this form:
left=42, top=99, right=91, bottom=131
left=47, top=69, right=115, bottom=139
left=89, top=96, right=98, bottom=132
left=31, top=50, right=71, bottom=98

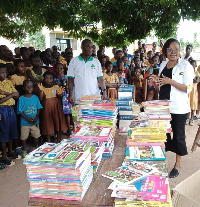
left=67, top=55, right=103, bottom=101
left=159, top=58, right=194, bottom=114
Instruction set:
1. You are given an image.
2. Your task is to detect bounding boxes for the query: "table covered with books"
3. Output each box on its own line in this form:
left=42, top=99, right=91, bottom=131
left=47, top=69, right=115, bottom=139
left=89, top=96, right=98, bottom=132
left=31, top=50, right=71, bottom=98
left=27, top=86, right=173, bottom=207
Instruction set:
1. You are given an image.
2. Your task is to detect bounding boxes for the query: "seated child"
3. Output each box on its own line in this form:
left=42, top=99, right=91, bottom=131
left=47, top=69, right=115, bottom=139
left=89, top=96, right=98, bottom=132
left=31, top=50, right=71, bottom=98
left=11, top=59, right=26, bottom=95
left=103, top=61, right=119, bottom=99
left=0, top=64, right=19, bottom=166
left=17, top=80, right=43, bottom=157
left=129, top=67, right=144, bottom=103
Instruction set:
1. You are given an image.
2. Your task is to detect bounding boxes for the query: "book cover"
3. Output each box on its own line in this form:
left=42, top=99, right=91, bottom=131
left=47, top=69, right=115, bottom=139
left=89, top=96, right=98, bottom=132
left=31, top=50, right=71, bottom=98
left=125, top=146, right=166, bottom=161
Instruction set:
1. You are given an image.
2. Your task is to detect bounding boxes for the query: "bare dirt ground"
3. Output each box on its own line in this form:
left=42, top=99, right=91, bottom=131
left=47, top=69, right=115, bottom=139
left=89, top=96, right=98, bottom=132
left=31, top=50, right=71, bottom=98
left=0, top=121, right=200, bottom=207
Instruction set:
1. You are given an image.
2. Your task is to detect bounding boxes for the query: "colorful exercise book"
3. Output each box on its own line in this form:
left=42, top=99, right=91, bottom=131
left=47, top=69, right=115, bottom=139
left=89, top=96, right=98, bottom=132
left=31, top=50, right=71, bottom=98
left=60, top=139, right=105, bottom=161
left=109, top=175, right=168, bottom=202
left=142, top=100, right=170, bottom=107
left=23, top=142, right=59, bottom=162
left=78, top=105, right=118, bottom=116
left=125, top=145, right=166, bottom=161
left=102, top=161, right=158, bottom=184
left=70, top=126, right=113, bottom=142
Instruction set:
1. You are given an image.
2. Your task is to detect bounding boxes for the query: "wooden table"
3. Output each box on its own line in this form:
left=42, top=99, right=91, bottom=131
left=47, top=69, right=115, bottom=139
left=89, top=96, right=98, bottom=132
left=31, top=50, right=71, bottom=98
left=29, top=131, right=126, bottom=207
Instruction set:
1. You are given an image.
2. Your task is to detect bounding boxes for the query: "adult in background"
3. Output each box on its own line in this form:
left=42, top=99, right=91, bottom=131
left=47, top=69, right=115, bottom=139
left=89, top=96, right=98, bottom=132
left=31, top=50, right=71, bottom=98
left=182, top=44, right=193, bottom=61
left=151, top=38, right=194, bottom=178
left=67, top=39, right=108, bottom=102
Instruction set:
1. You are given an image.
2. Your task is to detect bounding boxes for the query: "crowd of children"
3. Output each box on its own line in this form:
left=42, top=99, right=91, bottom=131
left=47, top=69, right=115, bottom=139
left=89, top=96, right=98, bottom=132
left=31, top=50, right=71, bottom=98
left=0, top=40, right=199, bottom=169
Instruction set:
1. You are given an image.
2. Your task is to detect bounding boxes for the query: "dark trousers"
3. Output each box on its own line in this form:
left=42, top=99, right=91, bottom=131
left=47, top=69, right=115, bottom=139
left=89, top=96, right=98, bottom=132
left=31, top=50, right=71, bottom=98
left=165, top=113, right=188, bottom=156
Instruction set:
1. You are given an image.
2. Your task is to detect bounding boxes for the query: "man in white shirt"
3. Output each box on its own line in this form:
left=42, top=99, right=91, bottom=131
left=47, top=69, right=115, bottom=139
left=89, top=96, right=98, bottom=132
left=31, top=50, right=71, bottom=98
left=67, top=39, right=108, bottom=102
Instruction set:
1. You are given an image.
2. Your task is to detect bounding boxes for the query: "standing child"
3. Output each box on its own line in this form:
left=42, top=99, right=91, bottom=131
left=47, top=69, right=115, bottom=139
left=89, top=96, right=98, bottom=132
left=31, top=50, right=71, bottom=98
left=54, top=63, right=73, bottom=134
left=11, top=59, right=26, bottom=95
left=0, top=64, right=19, bottom=167
left=145, top=56, right=159, bottom=75
left=17, top=80, right=43, bottom=157
left=129, top=67, right=143, bottom=103
left=117, top=60, right=127, bottom=85
left=187, top=60, right=200, bottom=126
left=26, top=53, right=46, bottom=95
left=103, top=61, right=119, bottom=99
left=38, top=71, right=67, bottom=142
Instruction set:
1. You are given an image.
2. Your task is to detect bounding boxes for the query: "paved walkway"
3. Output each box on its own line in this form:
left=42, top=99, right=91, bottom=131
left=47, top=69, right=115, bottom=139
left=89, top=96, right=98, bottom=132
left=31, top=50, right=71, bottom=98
left=0, top=121, right=200, bottom=207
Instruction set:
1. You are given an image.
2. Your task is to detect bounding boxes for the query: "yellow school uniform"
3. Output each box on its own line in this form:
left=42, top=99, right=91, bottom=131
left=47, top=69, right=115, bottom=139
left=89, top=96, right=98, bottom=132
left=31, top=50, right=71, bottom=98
left=10, top=74, right=26, bottom=86
left=190, top=71, right=200, bottom=110
left=42, top=85, right=63, bottom=99
left=0, top=80, right=17, bottom=105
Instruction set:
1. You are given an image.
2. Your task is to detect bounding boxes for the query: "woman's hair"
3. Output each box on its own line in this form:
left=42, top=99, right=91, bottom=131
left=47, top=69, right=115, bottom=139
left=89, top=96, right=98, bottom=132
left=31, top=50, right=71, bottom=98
left=105, top=61, right=112, bottom=68
left=162, top=38, right=180, bottom=56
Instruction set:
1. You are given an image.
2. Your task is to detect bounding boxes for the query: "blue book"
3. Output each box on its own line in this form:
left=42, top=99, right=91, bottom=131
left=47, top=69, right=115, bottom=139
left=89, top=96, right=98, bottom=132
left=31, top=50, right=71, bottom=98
left=118, top=87, right=134, bottom=92
left=118, top=97, right=133, bottom=101
left=118, top=106, right=132, bottom=111
left=125, top=146, right=166, bottom=161
left=119, top=115, right=134, bottom=120
left=115, top=100, right=132, bottom=106
left=120, top=85, right=134, bottom=88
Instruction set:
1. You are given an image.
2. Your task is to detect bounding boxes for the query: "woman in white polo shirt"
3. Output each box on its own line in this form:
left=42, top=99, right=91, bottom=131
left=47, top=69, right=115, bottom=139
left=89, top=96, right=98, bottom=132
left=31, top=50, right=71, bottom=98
left=151, top=38, right=194, bottom=178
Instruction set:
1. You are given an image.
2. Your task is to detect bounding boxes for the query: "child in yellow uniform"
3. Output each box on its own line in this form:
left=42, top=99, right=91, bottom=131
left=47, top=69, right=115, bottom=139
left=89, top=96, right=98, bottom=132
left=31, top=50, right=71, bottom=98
left=0, top=64, right=19, bottom=166
left=104, top=61, right=119, bottom=99
left=10, top=59, right=26, bottom=95
left=188, top=60, right=200, bottom=126
left=38, top=71, right=67, bottom=142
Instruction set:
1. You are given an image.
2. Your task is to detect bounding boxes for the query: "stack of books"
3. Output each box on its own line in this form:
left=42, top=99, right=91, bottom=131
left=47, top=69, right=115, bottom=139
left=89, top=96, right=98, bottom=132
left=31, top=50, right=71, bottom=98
left=102, top=159, right=171, bottom=206
left=70, top=126, right=114, bottom=160
left=23, top=142, right=93, bottom=201
left=116, top=85, right=140, bottom=133
left=75, top=95, right=101, bottom=105
left=60, top=139, right=105, bottom=173
left=77, top=105, right=118, bottom=128
left=142, top=100, right=172, bottom=133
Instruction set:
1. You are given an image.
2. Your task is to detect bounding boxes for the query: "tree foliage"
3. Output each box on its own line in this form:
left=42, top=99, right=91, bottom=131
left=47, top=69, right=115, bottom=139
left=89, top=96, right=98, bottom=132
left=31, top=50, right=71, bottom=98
left=0, top=0, right=200, bottom=47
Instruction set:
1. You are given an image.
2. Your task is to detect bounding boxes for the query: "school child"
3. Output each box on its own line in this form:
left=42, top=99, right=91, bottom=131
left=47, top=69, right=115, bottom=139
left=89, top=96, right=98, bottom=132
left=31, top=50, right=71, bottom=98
left=17, top=80, right=43, bottom=157
left=145, top=56, right=159, bottom=75
left=144, top=68, right=159, bottom=101
left=54, top=63, right=73, bottom=134
left=10, top=59, right=26, bottom=95
left=129, top=67, right=143, bottom=103
left=117, top=60, right=127, bottom=85
left=121, top=56, right=130, bottom=80
left=187, top=60, right=200, bottom=126
left=0, top=64, right=19, bottom=167
left=144, top=51, right=153, bottom=67
left=99, top=56, right=107, bottom=73
left=21, top=47, right=32, bottom=71
left=26, top=53, right=47, bottom=95
left=159, top=53, right=166, bottom=65
left=0, top=45, right=13, bottom=64
left=38, top=71, right=67, bottom=142
left=40, top=51, right=54, bottom=73
left=130, top=56, right=141, bottom=73
left=26, top=53, right=47, bottom=82
left=103, top=61, right=119, bottom=99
